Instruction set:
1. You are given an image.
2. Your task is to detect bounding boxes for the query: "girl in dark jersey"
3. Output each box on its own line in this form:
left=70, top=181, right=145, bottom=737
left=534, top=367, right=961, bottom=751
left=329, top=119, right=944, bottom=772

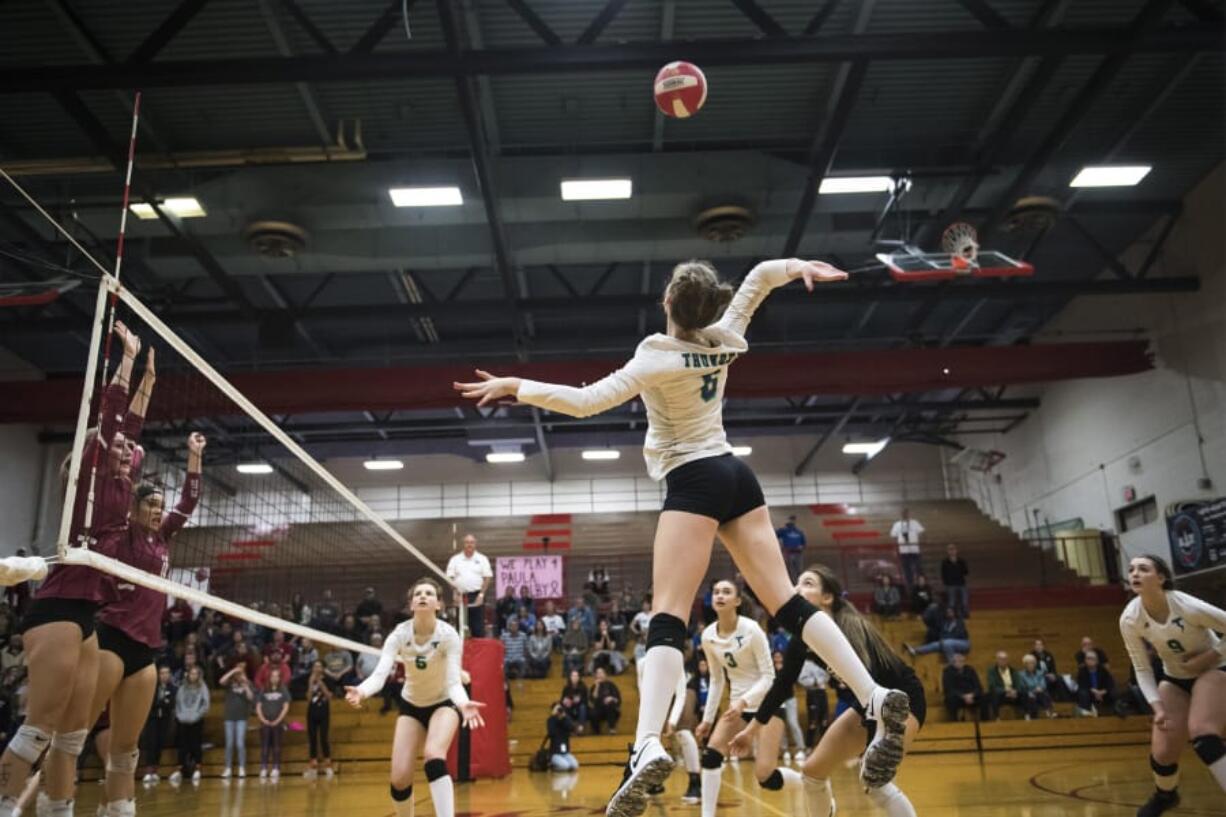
left=90, top=431, right=205, bottom=817
left=731, top=564, right=926, bottom=817
left=0, top=324, right=151, bottom=817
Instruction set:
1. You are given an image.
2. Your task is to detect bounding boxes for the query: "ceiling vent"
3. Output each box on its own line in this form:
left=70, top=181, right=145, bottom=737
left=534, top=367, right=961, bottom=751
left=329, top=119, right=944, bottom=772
left=694, top=205, right=754, bottom=243
left=245, top=221, right=308, bottom=259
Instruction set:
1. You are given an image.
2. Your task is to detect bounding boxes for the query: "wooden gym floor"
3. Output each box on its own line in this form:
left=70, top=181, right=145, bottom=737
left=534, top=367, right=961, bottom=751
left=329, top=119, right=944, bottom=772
left=65, top=744, right=1224, bottom=816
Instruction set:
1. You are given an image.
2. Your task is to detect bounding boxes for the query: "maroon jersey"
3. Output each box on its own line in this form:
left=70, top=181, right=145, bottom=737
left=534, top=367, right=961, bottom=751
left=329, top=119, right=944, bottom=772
left=97, top=472, right=201, bottom=648
left=35, top=384, right=133, bottom=606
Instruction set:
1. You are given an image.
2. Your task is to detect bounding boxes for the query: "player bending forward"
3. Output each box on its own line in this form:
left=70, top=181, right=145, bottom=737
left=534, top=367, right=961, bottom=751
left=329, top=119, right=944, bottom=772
left=346, top=578, right=485, bottom=817
left=1120, top=554, right=1226, bottom=817
left=457, top=257, right=910, bottom=817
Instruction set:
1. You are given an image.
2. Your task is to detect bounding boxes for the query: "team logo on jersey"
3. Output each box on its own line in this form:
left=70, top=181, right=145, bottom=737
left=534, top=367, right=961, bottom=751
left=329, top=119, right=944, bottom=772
left=1171, top=617, right=1185, bottom=631
left=734, top=636, right=744, bottom=647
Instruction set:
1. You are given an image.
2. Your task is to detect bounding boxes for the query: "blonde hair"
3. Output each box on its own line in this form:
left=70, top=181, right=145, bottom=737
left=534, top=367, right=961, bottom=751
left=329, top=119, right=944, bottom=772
left=665, top=260, right=735, bottom=331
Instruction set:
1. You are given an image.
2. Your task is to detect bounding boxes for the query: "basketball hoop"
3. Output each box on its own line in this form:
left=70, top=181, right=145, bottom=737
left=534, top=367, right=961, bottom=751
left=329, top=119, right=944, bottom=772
left=953, top=448, right=1006, bottom=473
left=0, top=277, right=79, bottom=308
left=941, top=222, right=979, bottom=272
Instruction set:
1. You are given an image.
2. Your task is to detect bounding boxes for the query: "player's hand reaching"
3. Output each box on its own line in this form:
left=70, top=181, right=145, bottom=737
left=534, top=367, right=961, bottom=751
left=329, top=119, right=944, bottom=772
left=694, top=721, right=711, bottom=742
left=114, top=320, right=141, bottom=358
left=729, top=721, right=759, bottom=756
left=343, top=686, right=364, bottom=708
left=458, top=700, right=487, bottom=729
left=719, top=699, right=747, bottom=727
left=1179, top=649, right=1221, bottom=676
left=785, top=259, right=849, bottom=291
left=453, top=370, right=523, bottom=407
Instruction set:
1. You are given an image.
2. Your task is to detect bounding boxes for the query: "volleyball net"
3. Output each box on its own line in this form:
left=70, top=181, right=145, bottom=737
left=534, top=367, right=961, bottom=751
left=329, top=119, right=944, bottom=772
left=54, top=272, right=457, bottom=655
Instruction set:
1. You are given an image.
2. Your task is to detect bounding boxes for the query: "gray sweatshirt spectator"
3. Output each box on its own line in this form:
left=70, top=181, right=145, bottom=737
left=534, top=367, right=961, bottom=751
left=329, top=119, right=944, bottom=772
left=175, top=675, right=210, bottom=724
left=173, top=667, right=210, bottom=781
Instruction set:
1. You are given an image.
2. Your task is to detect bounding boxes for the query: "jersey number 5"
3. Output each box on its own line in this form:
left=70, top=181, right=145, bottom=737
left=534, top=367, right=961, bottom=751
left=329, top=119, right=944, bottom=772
left=700, top=373, right=720, bottom=402
left=415, top=656, right=428, bottom=670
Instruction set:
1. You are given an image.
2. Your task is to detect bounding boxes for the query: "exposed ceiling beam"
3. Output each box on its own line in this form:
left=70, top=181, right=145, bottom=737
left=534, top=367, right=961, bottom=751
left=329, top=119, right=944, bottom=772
left=577, top=0, right=631, bottom=45
left=729, top=0, right=787, bottom=37
left=5, top=26, right=1223, bottom=92
left=793, top=397, right=861, bottom=475
left=256, top=0, right=332, bottom=146
left=956, top=0, right=1012, bottom=29
left=277, top=0, right=338, bottom=54
left=803, top=0, right=844, bottom=35
left=126, top=0, right=211, bottom=64
left=350, top=0, right=412, bottom=54
left=504, top=0, right=562, bottom=46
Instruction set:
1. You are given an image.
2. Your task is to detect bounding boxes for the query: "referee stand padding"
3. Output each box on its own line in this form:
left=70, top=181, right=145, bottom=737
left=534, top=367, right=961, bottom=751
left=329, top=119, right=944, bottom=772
left=448, top=638, right=511, bottom=780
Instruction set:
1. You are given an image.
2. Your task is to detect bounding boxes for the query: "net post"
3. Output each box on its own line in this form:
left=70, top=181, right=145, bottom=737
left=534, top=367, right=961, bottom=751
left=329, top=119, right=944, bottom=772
left=55, top=276, right=115, bottom=556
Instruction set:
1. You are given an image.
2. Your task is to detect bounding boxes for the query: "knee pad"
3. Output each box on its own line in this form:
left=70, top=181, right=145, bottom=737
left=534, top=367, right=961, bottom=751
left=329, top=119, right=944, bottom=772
left=1192, top=734, right=1226, bottom=766
left=1149, top=755, right=1179, bottom=776
left=423, top=758, right=449, bottom=782
left=776, top=595, right=820, bottom=637
left=50, top=729, right=89, bottom=758
left=759, top=769, right=784, bottom=790
left=8, top=723, right=52, bottom=764
left=701, top=747, right=724, bottom=770
left=390, top=784, right=413, bottom=802
left=645, top=613, right=687, bottom=652
left=107, top=749, right=140, bottom=774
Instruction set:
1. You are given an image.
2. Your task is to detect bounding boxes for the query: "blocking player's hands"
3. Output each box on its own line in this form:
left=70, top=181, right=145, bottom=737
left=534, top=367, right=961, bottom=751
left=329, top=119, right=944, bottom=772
left=453, top=370, right=523, bottom=407
left=114, top=320, right=142, bottom=358
left=785, top=259, right=849, bottom=291
left=343, top=686, right=365, bottom=708
left=729, top=721, right=759, bottom=756
left=458, top=700, right=487, bottom=729
left=694, top=721, right=712, bottom=742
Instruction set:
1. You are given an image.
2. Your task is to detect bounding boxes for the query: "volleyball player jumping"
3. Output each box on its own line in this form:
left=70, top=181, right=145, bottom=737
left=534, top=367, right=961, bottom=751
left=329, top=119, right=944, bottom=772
left=346, top=578, right=486, bottom=817
left=1119, top=554, right=1226, bottom=817
left=732, top=564, right=926, bottom=817
left=456, top=257, right=910, bottom=817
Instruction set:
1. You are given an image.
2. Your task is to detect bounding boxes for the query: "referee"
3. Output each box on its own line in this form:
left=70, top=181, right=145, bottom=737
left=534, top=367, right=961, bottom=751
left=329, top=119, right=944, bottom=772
left=446, top=534, right=493, bottom=638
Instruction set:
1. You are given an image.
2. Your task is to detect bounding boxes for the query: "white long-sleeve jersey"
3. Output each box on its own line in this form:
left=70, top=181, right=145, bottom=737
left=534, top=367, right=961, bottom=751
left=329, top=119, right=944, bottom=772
left=1119, top=590, right=1226, bottom=704
left=356, top=618, right=469, bottom=708
left=701, top=615, right=774, bottom=724
left=517, top=260, right=793, bottom=481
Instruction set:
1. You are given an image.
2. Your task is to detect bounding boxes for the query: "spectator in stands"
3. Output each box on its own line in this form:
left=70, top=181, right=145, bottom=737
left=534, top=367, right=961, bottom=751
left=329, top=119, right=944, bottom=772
left=1074, top=636, right=1109, bottom=670
left=588, top=667, right=622, bottom=734
left=568, top=596, right=596, bottom=640
left=799, top=656, right=830, bottom=746
left=139, top=665, right=176, bottom=784
left=775, top=514, right=808, bottom=582
left=920, top=599, right=944, bottom=645
left=291, top=637, right=319, bottom=699
left=872, top=574, right=902, bottom=618
left=171, top=665, right=209, bottom=784
left=495, top=586, right=519, bottom=637
left=354, top=586, right=383, bottom=630
left=619, top=584, right=640, bottom=616
left=182, top=631, right=207, bottom=669
left=0, top=635, right=25, bottom=682
left=606, top=598, right=627, bottom=649
left=986, top=651, right=1027, bottom=720
left=355, top=632, right=383, bottom=690
left=245, top=602, right=270, bottom=647
left=772, top=650, right=807, bottom=762
left=1030, top=638, right=1065, bottom=701
left=1075, top=651, right=1116, bottom=716
left=690, top=656, right=711, bottom=716
left=290, top=593, right=309, bottom=625
left=257, top=668, right=290, bottom=781
left=630, top=599, right=652, bottom=643
left=445, top=533, right=493, bottom=638
left=941, top=544, right=970, bottom=618
left=262, top=630, right=295, bottom=668
left=173, top=651, right=200, bottom=687
left=164, top=597, right=195, bottom=645
left=305, top=660, right=334, bottom=779
left=218, top=663, right=254, bottom=779
left=561, top=618, right=589, bottom=677
left=393, top=588, right=414, bottom=625
left=1017, top=654, right=1056, bottom=719
left=890, top=507, right=926, bottom=589
left=541, top=601, right=566, bottom=649
left=547, top=702, right=579, bottom=772
left=207, top=618, right=232, bottom=656
left=527, top=621, right=553, bottom=678
left=502, top=618, right=529, bottom=679
left=587, top=619, right=627, bottom=676
left=560, top=669, right=589, bottom=733
left=321, top=644, right=355, bottom=692
left=584, top=566, right=611, bottom=601
left=770, top=624, right=790, bottom=656
left=507, top=600, right=537, bottom=635
left=942, top=652, right=986, bottom=722
left=255, top=650, right=292, bottom=692
left=312, top=589, right=342, bottom=634
left=337, top=613, right=366, bottom=649
left=905, top=606, right=971, bottom=663
left=909, top=574, right=934, bottom=616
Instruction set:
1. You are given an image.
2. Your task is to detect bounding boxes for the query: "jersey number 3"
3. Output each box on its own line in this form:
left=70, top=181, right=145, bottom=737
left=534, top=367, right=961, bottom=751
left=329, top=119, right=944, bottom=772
left=724, top=652, right=738, bottom=668
left=700, top=373, right=720, bottom=402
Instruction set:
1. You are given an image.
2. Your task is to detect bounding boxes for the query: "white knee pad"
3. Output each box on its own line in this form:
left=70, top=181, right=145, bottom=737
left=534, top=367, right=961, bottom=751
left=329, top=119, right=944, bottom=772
left=866, top=783, right=917, bottom=817
left=8, top=724, right=52, bottom=764
left=50, top=729, right=89, bottom=758
left=107, top=750, right=140, bottom=774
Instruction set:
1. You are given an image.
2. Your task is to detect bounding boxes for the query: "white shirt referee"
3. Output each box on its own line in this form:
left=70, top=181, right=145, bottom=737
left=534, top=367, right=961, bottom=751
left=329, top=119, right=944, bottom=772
left=445, top=534, right=493, bottom=637
left=889, top=509, right=925, bottom=589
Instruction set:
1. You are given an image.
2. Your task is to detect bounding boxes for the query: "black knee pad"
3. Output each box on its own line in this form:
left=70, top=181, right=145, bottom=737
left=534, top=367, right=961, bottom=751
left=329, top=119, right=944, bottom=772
left=775, top=594, right=819, bottom=638
left=701, top=748, right=724, bottom=770
left=424, top=758, right=449, bottom=782
left=390, top=784, right=413, bottom=802
left=1192, top=734, right=1226, bottom=767
left=1150, top=755, right=1179, bottom=776
left=759, top=769, right=784, bottom=790
left=646, top=613, right=687, bottom=652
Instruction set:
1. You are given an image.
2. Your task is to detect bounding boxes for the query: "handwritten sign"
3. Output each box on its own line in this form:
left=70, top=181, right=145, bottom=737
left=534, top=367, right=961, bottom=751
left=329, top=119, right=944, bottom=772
left=496, top=555, right=564, bottom=599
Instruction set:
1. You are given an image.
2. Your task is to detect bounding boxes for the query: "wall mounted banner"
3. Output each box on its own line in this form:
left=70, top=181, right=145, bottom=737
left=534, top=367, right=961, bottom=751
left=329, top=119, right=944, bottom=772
left=1167, top=498, right=1226, bottom=575
left=495, top=555, right=564, bottom=599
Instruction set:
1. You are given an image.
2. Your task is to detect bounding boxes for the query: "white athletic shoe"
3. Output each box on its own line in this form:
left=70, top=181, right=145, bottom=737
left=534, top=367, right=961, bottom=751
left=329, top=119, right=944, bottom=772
left=220, top=767, right=232, bottom=779
left=324, top=767, right=334, bottom=779
left=605, top=739, right=674, bottom=817
left=168, top=771, right=183, bottom=786
left=303, top=768, right=317, bottom=780
left=259, top=768, right=268, bottom=780
left=270, top=769, right=280, bottom=782
left=237, top=767, right=247, bottom=779
left=782, top=751, right=792, bottom=764
left=191, top=769, right=201, bottom=784
left=860, top=687, right=909, bottom=789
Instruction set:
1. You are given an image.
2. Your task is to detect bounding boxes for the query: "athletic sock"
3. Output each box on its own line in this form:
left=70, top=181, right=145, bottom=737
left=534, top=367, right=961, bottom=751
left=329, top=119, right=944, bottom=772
left=428, top=776, right=454, bottom=817
left=800, top=609, right=877, bottom=707
left=778, top=766, right=803, bottom=786
left=634, top=647, right=684, bottom=748
left=392, top=799, right=415, bottom=817
left=677, top=729, right=700, bottom=774
left=1206, top=754, right=1226, bottom=790
left=700, top=768, right=721, bottom=817
left=803, top=776, right=835, bottom=817
left=867, top=783, right=917, bottom=817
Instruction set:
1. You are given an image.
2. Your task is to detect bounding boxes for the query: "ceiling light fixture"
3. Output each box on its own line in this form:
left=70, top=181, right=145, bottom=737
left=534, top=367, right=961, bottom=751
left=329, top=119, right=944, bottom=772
left=561, top=178, right=633, bottom=201
left=389, top=186, right=463, bottom=207
left=581, top=449, right=621, bottom=461
left=1069, top=165, right=1152, bottom=188
left=363, top=460, right=404, bottom=471
left=130, top=196, right=206, bottom=220
left=236, top=463, right=274, bottom=475
left=819, top=176, right=893, bottom=195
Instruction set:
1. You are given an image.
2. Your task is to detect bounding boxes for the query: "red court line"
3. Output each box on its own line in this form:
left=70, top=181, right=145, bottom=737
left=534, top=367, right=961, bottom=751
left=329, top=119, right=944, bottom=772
left=831, top=530, right=882, bottom=540
left=822, top=518, right=866, bottom=527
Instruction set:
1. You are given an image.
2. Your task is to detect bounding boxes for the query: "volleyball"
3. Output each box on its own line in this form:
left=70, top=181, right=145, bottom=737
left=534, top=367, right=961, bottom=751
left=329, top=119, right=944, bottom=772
left=653, top=61, right=708, bottom=118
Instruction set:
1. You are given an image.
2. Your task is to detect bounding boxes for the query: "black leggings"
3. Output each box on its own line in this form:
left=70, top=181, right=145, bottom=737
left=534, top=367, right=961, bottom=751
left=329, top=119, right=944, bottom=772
left=177, top=721, right=203, bottom=773
left=308, top=700, right=331, bottom=760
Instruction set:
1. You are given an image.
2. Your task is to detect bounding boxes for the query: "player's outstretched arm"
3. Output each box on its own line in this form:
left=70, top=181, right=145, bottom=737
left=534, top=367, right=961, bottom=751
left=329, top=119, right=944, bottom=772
left=716, top=258, right=848, bottom=337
